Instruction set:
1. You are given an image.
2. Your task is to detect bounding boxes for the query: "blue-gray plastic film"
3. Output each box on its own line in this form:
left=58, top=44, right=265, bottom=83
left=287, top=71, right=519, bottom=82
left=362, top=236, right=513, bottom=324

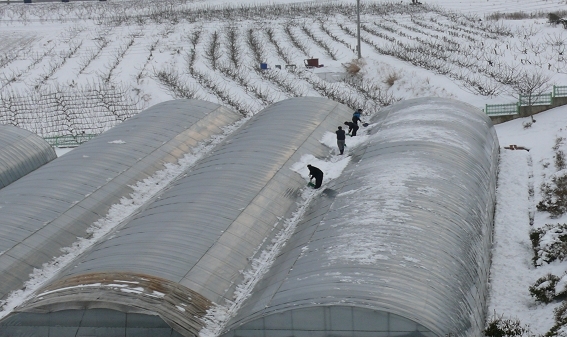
left=224, top=97, right=499, bottom=337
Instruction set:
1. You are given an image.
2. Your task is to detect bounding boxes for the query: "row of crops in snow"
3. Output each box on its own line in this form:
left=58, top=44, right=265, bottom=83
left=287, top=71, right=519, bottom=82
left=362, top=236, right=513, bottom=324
left=0, top=0, right=564, bottom=138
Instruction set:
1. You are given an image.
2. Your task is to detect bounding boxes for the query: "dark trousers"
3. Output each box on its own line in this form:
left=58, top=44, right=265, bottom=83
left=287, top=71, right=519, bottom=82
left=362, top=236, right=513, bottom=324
left=349, top=125, right=359, bottom=136
left=337, top=140, right=345, bottom=154
left=313, top=174, right=323, bottom=189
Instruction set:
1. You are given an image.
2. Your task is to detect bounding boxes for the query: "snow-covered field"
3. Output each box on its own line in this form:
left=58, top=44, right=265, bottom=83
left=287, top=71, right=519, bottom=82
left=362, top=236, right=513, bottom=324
left=2, top=0, right=567, bottom=138
left=2, top=0, right=567, bottom=335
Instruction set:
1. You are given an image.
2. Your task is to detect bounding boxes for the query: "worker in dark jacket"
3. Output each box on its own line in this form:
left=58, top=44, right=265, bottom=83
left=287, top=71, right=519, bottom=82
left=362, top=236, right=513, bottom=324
left=307, top=164, right=323, bottom=189
left=336, top=126, right=346, bottom=155
left=344, top=121, right=359, bottom=137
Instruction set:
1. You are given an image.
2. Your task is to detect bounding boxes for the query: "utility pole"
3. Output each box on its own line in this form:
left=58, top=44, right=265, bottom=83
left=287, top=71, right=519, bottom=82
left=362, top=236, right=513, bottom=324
left=356, top=0, right=361, bottom=59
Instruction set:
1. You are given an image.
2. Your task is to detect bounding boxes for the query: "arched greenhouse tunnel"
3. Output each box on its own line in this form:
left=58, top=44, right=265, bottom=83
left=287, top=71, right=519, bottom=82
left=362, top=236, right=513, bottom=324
left=0, top=97, right=498, bottom=336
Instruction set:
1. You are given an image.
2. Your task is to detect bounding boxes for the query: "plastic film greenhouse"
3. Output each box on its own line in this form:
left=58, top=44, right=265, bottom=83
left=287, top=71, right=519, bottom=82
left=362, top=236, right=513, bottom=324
left=0, top=97, right=499, bottom=337
left=0, top=124, right=56, bottom=189
left=0, top=99, right=241, bottom=305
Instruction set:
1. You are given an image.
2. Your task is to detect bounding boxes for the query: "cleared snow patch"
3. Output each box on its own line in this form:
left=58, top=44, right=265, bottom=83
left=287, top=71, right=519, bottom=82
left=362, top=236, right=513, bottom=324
left=199, top=154, right=352, bottom=336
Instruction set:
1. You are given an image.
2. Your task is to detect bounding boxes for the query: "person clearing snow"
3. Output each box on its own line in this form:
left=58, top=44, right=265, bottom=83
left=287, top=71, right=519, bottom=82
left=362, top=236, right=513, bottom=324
left=307, top=164, right=324, bottom=189
left=336, top=126, right=346, bottom=155
left=344, top=121, right=359, bottom=136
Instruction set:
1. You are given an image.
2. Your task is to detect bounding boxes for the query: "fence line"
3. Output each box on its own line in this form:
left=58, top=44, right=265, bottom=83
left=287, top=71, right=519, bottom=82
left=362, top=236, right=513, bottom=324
left=484, top=103, right=518, bottom=116
left=519, top=93, right=552, bottom=106
left=485, top=84, right=567, bottom=117
left=554, top=85, right=567, bottom=97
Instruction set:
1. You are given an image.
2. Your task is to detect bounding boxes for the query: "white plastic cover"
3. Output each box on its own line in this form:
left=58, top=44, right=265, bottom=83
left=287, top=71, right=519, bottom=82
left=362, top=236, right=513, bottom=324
left=0, top=124, right=56, bottom=189
left=7, top=97, right=354, bottom=336
left=223, top=97, right=499, bottom=336
left=0, top=99, right=241, bottom=304
left=0, top=97, right=499, bottom=337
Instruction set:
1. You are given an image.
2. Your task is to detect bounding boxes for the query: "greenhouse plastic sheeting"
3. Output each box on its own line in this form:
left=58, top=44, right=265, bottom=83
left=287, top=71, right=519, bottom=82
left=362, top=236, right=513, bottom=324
left=222, top=97, right=500, bottom=337
left=0, top=99, right=242, bottom=304
left=0, top=124, right=56, bottom=189
left=10, top=97, right=354, bottom=337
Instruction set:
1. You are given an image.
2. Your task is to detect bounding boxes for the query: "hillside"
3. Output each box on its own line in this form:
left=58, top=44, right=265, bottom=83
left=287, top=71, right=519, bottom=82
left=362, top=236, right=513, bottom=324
left=1, top=0, right=567, bottom=138
left=1, top=0, right=567, bottom=335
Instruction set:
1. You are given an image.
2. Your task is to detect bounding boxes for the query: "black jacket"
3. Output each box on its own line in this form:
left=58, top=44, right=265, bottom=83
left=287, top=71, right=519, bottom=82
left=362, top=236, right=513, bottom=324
left=345, top=121, right=358, bottom=130
left=308, top=165, right=323, bottom=179
left=336, top=129, right=346, bottom=140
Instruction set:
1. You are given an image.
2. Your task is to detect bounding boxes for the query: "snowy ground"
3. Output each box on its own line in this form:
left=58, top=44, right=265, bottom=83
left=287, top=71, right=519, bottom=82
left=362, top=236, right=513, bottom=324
left=2, top=0, right=567, bottom=336
left=490, top=107, right=567, bottom=335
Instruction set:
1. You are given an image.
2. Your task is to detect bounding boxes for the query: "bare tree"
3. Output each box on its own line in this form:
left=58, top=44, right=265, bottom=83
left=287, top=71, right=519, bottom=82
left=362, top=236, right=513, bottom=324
left=300, top=23, right=338, bottom=60
left=284, top=22, right=310, bottom=57
left=265, top=27, right=293, bottom=65
left=510, top=70, right=553, bottom=106
left=204, top=31, right=222, bottom=71
left=225, top=24, right=241, bottom=68
left=153, top=66, right=199, bottom=100
left=247, top=28, right=265, bottom=65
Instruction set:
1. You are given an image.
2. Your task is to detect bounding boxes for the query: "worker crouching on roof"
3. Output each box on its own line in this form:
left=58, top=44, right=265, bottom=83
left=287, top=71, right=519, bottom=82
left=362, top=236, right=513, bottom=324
left=307, top=164, right=323, bottom=189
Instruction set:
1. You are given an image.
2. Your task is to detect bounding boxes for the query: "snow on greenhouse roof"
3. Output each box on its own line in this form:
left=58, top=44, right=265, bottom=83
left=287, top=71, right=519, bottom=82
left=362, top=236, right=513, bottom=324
left=3, top=97, right=354, bottom=336
left=0, top=99, right=242, bottom=309
left=223, top=97, right=499, bottom=337
left=0, top=98, right=499, bottom=337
